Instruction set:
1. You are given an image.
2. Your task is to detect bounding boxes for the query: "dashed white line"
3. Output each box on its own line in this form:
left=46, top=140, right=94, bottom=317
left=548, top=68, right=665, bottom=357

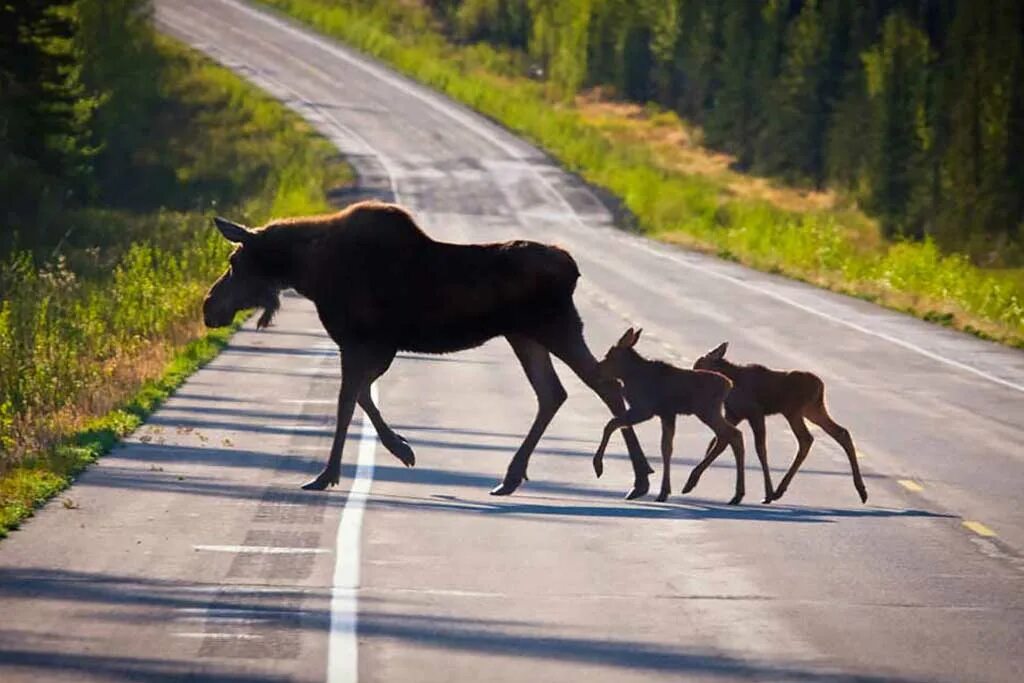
left=193, top=544, right=331, bottom=555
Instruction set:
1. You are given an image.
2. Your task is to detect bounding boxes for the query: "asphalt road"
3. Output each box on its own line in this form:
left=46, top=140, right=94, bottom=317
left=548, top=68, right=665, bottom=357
left=2, top=1, right=1023, bottom=681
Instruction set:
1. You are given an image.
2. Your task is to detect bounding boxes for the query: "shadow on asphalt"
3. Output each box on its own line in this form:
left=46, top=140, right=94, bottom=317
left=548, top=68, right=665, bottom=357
left=0, top=567, right=940, bottom=683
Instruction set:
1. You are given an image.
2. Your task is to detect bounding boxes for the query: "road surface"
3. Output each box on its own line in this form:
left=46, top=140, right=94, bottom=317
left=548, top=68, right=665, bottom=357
left=2, top=1, right=1022, bottom=681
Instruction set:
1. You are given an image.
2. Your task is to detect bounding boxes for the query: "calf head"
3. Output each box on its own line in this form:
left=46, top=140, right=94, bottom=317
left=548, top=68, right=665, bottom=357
left=597, top=327, right=643, bottom=381
left=203, top=217, right=282, bottom=329
left=693, top=342, right=729, bottom=372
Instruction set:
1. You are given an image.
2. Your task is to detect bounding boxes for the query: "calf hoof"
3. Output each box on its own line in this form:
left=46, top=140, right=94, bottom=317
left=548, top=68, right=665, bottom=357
left=301, top=470, right=338, bottom=491
left=385, top=434, right=416, bottom=467
left=761, top=496, right=773, bottom=505
left=857, top=487, right=868, bottom=504
left=625, top=478, right=649, bottom=500
left=592, top=454, right=604, bottom=478
left=655, top=490, right=669, bottom=503
left=770, top=487, right=787, bottom=502
left=490, top=478, right=522, bottom=496
left=727, top=494, right=744, bottom=505
left=681, top=479, right=697, bottom=495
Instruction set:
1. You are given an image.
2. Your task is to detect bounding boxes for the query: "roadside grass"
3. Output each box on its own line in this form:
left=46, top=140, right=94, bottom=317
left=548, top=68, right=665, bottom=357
left=257, top=0, right=1024, bottom=347
left=0, top=37, right=351, bottom=537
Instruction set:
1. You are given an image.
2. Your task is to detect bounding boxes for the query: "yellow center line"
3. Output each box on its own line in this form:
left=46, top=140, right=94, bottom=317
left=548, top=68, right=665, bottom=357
left=962, top=521, right=997, bottom=538
left=897, top=479, right=923, bottom=492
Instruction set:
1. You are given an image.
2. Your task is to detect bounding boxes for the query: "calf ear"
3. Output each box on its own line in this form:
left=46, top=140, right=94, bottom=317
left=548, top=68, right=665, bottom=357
left=615, top=328, right=636, bottom=348
left=709, top=341, right=729, bottom=359
left=214, top=217, right=254, bottom=244
left=628, top=328, right=643, bottom=347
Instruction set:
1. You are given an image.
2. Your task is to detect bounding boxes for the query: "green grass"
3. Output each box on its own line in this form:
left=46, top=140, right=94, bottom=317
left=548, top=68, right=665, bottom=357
left=0, top=319, right=242, bottom=537
left=256, top=0, right=1024, bottom=347
left=0, top=37, right=351, bottom=537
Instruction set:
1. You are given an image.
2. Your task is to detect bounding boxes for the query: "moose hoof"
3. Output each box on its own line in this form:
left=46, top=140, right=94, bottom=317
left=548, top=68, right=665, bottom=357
left=592, top=455, right=604, bottom=478
left=761, top=496, right=773, bottom=505
left=771, top=488, right=787, bottom=502
left=301, top=471, right=338, bottom=491
left=490, top=478, right=522, bottom=496
left=727, top=494, right=744, bottom=506
left=625, top=478, right=649, bottom=500
left=858, top=487, right=868, bottom=504
left=655, top=491, right=669, bottom=503
left=681, top=480, right=697, bottom=495
left=386, top=435, right=416, bottom=467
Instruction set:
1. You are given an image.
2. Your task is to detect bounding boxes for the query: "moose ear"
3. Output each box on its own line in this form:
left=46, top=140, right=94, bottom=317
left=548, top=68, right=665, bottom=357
left=709, top=342, right=729, bottom=360
left=629, top=328, right=643, bottom=347
left=213, top=216, right=254, bottom=244
left=615, top=328, right=636, bottom=349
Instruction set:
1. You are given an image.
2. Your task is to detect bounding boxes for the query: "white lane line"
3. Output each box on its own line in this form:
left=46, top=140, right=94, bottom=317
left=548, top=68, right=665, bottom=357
left=280, top=399, right=338, bottom=405
left=617, top=236, right=1024, bottom=394
left=329, top=382, right=379, bottom=683
left=193, top=544, right=331, bottom=554
left=208, top=0, right=1023, bottom=396
left=174, top=632, right=264, bottom=640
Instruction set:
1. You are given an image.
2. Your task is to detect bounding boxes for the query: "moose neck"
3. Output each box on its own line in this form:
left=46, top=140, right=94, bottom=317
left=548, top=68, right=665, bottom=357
left=711, top=358, right=740, bottom=379
left=254, top=224, right=329, bottom=297
left=618, top=350, right=654, bottom=384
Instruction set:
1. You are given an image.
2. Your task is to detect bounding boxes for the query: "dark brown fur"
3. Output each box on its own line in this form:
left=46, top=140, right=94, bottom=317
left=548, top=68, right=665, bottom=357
left=592, top=329, right=747, bottom=504
left=203, top=201, right=653, bottom=497
left=692, top=342, right=867, bottom=504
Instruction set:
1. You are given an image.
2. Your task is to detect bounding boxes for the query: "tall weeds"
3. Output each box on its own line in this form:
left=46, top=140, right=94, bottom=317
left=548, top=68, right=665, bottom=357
left=0, top=38, right=349, bottom=473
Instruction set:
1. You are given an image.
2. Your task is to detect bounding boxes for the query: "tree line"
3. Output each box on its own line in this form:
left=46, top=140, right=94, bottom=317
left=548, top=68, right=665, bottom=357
left=433, top=0, right=1023, bottom=263
left=0, top=0, right=159, bottom=257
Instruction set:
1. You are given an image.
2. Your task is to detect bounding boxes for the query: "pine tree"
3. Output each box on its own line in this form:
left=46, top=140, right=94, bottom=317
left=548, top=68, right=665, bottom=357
left=0, top=0, right=95, bottom=191
left=862, top=10, right=932, bottom=238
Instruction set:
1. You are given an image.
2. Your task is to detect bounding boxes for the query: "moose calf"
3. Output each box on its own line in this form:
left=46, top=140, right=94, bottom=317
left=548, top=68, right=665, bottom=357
left=690, top=342, right=867, bottom=504
left=592, top=329, right=747, bottom=504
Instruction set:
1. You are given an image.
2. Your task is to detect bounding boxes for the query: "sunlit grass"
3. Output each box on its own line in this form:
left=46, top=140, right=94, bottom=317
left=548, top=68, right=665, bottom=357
left=0, top=37, right=351, bottom=536
left=258, top=0, right=1023, bottom=347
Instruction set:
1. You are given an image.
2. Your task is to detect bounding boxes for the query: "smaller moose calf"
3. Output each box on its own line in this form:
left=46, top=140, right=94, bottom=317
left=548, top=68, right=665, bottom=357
left=593, top=329, right=747, bottom=504
left=691, top=342, right=867, bottom=504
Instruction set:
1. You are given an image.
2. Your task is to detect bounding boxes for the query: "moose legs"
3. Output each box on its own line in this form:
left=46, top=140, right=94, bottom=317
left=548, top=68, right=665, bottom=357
left=748, top=414, right=775, bottom=504
left=491, top=334, right=568, bottom=496
left=769, top=414, right=814, bottom=502
left=302, top=345, right=396, bottom=491
left=682, top=413, right=746, bottom=505
left=656, top=415, right=676, bottom=502
left=547, top=323, right=653, bottom=500
left=359, top=385, right=415, bottom=467
left=592, top=406, right=655, bottom=476
left=773, top=405, right=867, bottom=503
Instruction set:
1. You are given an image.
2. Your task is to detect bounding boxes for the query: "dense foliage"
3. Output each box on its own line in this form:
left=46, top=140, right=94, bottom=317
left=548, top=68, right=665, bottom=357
left=261, top=0, right=1021, bottom=344
left=0, top=1, right=348, bottom=477
left=429, top=0, right=1024, bottom=263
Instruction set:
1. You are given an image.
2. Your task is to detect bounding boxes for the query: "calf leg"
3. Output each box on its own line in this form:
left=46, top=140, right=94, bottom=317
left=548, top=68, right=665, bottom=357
left=491, top=334, right=568, bottom=496
left=748, top=413, right=775, bottom=504
left=807, top=402, right=867, bottom=503
left=302, top=345, right=391, bottom=491
left=593, top=406, right=655, bottom=472
left=684, top=416, right=745, bottom=505
left=771, top=414, right=814, bottom=502
left=545, top=319, right=653, bottom=499
left=656, top=415, right=676, bottom=502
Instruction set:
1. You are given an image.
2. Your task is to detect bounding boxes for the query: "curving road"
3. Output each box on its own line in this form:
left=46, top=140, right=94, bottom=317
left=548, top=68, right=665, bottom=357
left=2, top=1, right=1022, bottom=681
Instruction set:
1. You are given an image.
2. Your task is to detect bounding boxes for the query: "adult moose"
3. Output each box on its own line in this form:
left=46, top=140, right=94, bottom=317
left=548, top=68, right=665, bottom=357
left=203, top=200, right=653, bottom=497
